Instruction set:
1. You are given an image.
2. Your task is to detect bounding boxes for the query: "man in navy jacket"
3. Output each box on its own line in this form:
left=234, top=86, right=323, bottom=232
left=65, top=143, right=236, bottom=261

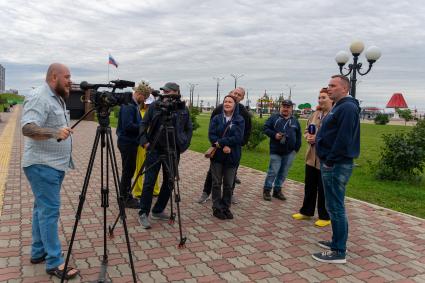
left=312, top=75, right=360, bottom=264
left=263, top=100, right=302, bottom=201
left=117, top=84, right=148, bottom=208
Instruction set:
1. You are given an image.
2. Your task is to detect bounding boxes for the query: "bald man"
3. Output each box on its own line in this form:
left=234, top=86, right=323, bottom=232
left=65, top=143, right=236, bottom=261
left=21, top=63, right=79, bottom=279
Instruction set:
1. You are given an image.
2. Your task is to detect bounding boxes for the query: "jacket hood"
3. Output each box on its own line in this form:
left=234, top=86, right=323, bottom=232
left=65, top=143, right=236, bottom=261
left=335, top=96, right=361, bottom=113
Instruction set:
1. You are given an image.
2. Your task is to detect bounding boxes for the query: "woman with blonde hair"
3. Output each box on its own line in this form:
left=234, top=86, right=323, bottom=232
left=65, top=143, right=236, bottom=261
left=292, top=87, right=332, bottom=227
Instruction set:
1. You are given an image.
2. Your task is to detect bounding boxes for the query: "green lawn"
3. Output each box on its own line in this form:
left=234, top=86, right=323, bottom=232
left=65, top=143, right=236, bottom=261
left=190, top=113, right=425, bottom=219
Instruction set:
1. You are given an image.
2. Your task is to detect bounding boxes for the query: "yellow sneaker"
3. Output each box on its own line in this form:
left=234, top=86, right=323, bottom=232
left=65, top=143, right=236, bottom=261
left=292, top=213, right=311, bottom=220
left=315, top=219, right=331, bottom=227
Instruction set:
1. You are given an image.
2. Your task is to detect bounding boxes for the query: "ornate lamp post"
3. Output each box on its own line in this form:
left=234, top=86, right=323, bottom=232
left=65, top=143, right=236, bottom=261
left=335, top=40, right=381, bottom=99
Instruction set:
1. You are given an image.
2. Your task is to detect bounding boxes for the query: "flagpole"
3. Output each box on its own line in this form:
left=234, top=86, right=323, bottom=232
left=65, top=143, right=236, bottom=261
left=108, top=59, right=110, bottom=82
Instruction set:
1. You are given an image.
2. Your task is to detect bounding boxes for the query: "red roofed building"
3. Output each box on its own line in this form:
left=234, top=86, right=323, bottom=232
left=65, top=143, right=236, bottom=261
left=386, top=93, right=408, bottom=109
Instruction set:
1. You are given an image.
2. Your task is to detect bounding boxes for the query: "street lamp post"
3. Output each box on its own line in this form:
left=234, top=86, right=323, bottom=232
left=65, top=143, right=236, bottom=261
left=188, top=83, right=198, bottom=107
left=213, top=77, right=224, bottom=107
left=335, top=40, right=381, bottom=99
left=230, top=74, right=244, bottom=89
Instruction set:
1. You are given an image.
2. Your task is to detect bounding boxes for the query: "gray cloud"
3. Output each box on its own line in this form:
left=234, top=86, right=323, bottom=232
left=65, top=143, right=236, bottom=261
left=1, top=0, right=424, bottom=110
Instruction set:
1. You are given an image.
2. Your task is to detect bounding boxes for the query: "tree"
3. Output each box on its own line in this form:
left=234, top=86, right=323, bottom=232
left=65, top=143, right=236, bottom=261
left=397, top=109, right=413, bottom=125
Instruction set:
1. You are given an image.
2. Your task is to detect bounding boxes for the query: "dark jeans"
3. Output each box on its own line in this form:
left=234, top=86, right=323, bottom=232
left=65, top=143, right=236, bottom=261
left=118, top=143, right=138, bottom=199
left=139, top=149, right=180, bottom=216
left=203, top=165, right=239, bottom=196
left=321, top=162, right=354, bottom=254
left=210, top=161, right=237, bottom=211
left=299, top=165, right=330, bottom=220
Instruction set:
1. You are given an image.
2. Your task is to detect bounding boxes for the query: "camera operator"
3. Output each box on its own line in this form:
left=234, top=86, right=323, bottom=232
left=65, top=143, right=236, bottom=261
left=116, top=82, right=149, bottom=209
left=137, top=82, right=193, bottom=229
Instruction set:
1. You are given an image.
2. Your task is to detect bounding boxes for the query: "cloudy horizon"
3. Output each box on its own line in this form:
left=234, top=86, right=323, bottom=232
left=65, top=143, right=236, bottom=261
left=1, top=0, right=424, bottom=111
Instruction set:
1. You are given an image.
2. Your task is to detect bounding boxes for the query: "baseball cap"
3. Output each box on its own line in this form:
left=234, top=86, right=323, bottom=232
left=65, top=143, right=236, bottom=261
left=281, top=99, right=294, bottom=106
left=145, top=94, right=155, bottom=104
left=160, top=82, right=180, bottom=92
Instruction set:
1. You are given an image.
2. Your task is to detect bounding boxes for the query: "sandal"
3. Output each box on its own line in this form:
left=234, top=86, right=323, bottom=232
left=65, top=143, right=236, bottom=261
left=30, top=253, right=47, bottom=264
left=47, top=266, right=79, bottom=280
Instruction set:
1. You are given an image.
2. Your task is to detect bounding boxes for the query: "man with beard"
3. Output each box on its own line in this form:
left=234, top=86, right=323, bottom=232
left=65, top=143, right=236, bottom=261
left=21, top=63, right=79, bottom=280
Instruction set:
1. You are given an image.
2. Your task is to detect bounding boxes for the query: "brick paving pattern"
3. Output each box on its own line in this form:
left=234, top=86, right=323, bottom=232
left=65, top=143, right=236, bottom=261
left=0, top=106, right=425, bottom=282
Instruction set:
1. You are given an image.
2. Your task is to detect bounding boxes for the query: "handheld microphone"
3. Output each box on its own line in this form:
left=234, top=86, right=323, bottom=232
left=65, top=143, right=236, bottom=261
left=308, top=124, right=316, bottom=135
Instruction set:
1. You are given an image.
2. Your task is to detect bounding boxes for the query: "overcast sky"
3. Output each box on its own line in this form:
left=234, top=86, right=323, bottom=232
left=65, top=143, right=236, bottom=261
left=1, top=0, right=424, bottom=111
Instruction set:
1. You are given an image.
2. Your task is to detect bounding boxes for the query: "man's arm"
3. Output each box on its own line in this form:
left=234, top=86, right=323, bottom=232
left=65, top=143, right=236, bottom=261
left=22, top=123, right=72, bottom=140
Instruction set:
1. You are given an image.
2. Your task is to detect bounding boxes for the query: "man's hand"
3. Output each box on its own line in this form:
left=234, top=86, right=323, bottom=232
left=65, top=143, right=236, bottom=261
left=143, top=143, right=150, bottom=149
left=306, top=134, right=316, bottom=144
left=223, top=146, right=231, bottom=154
left=56, top=127, right=73, bottom=140
left=275, top=133, right=283, bottom=140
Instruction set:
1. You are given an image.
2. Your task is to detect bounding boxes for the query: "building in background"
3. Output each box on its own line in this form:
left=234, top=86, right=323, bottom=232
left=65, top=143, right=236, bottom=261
left=0, top=64, right=5, bottom=93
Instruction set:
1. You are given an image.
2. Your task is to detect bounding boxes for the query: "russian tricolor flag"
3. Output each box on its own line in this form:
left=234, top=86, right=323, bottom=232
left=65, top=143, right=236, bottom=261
left=108, top=54, right=118, bottom=68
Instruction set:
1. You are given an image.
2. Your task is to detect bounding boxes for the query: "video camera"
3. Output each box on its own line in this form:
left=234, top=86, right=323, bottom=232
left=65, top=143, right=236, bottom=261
left=150, top=91, right=186, bottom=115
left=80, top=79, right=135, bottom=109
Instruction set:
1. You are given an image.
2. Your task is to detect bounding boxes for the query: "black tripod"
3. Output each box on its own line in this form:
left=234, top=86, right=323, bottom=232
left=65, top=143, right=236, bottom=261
left=61, top=111, right=137, bottom=283
left=109, top=110, right=187, bottom=248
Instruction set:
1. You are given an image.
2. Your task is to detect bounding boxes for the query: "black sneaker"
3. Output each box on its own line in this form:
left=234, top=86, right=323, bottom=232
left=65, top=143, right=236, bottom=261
left=234, top=177, right=241, bottom=184
left=213, top=209, right=226, bottom=220
left=125, top=198, right=140, bottom=209
left=272, top=191, right=286, bottom=201
left=263, top=190, right=272, bottom=201
left=223, top=209, right=233, bottom=219
left=312, top=250, right=346, bottom=264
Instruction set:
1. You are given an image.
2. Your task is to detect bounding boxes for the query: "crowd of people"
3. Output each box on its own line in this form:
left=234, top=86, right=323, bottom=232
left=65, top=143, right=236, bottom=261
left=20, top=63, right=359, bottom=279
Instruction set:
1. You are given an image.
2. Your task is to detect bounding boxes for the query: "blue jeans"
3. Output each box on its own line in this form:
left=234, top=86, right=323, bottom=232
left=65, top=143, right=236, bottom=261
left=321, top=162, right=353, bottom=254
left=24, top=164, right=65, bottom=270
left=264, top=151, right=296, bottom=192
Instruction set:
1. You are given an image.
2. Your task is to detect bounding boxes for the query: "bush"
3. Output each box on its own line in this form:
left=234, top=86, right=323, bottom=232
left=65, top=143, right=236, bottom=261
left=374, top=119, right=425, bottom=181
left=374, top=113, right=389, bottom=125
left=190, top=107, right=200, bottom=131
left=246, top=118, right=267, bottom=149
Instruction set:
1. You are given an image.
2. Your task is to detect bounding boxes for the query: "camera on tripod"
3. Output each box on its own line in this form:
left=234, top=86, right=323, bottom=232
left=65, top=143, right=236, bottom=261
left=153, top=92, right=186, bottom=115
left=80, top=79, right=135, bottom=109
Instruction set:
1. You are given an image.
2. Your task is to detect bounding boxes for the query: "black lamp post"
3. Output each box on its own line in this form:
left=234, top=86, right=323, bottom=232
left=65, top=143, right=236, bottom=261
left=230, top=73, right=244, bottom=89
left=335, top=41, right=381, bottom=99
left=213, top=77, right=224, bottom=107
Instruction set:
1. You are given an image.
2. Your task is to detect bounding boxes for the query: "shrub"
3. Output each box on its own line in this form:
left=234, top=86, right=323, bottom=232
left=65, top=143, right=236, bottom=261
left=374, top=119, right=425, bottom=181
left=246, top=118, right=267, bottom=149
left=190, top=107, right=200, bottom=131
left=374, top=113, right=389, bottom=125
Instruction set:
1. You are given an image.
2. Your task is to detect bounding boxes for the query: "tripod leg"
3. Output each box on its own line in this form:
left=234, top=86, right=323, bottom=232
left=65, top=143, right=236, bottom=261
left=106, top=130, right=137, bottom=283
left=164, top=126, right=186, bottom=249
left=108, top=158, right=162, bottom=236
left=61, top=127, right=102, bottom=283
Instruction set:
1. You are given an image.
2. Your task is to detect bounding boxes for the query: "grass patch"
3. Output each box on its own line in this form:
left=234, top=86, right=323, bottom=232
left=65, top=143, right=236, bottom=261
left=190, top=113, right=425, bottom=218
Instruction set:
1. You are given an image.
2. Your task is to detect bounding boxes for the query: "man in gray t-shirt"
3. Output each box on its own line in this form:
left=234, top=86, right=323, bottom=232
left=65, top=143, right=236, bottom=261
left=21, top=63, right=79, bottom=280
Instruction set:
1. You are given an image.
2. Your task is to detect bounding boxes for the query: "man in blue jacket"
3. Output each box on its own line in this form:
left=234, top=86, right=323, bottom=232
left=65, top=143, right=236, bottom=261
left=263, top=100, right=302, bottom=201
left=117, top=83, right=148, bottom=208
left=137, top=82, right=193, bottom=229
left=312, top=75, right=360, bottom=264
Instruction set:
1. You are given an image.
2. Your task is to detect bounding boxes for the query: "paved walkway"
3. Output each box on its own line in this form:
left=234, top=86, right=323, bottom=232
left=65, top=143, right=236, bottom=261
left=1, top=106, right=425, bottom=282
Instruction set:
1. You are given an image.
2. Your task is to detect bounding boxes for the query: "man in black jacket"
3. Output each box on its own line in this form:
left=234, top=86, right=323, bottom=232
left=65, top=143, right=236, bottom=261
left=116, top=82, right=149, bottom=208
left=197, top=87, right=252, bottom=204
left=137, top=82, right=193, bottom=229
